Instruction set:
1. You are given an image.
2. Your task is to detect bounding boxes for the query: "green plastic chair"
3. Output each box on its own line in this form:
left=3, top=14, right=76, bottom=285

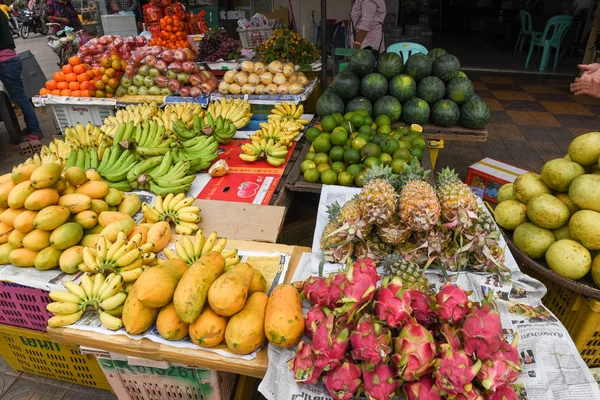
left=514, top=10, right=536, bottom=53
left=387, top=42, right=428, bottom=60
left=525, top=15, right=573, bottom=72
left=335, top=48, right=358, bottom=72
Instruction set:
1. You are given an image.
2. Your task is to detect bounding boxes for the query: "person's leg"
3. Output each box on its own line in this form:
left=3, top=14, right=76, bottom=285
left=0, top=57, right=42, bottom=137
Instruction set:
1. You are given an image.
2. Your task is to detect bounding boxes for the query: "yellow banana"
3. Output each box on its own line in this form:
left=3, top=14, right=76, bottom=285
left=48, top=311, right=83, bottom=327
left=177, top=212, right=201, bottom=223
left=100, top=292, right=127, bottom=311
left=154, top=195, right=164, bottom=214
left=162, top=247, right=178, bottom=259
left=120, top=268, right=144, bottom=282
left=65, top=281, right=87, bottom=301
left=175, top=241, right=191, bottom=263
left=226, top=256, right=240, bottom=267
left=99, top=275, right=123, bottom=301
left=115, top=249, right=142, bottom=268
left=99, top=311, right=123, bottom=330
left=162, top=193, right=175, bottom=211
left=142, top=203, right=161, bottom=223
left=202, top=232, right=218, bottom=255
left=212, top=238, right=227, bottom=254
left=46, top=302, right=82, bottom=315
left=193, top=230, right=205, bottom=258
left=92, top=273, right=105, bottom=300
left=80, top=274, right=95, bottom=300
left=49, top=290, right=83, bottom=304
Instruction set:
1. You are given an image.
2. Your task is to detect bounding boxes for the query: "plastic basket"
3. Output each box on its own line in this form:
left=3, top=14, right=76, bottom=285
left=520, top=264, right=600, bottom=367
left=51, top=104, right=115, bottom=135
left=0, top=324, right=113, bottom=391
left=237, top=21, right=275, bottom=49
left=0, top=281, right=53, bottom=332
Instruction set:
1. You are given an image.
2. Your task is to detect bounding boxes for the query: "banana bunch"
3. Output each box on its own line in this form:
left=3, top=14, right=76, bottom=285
left=146, top=156, right=195, bottom=196
left=163, top=230, right=240, bottom=267
left=97, top=146, right=135, bottom=192
left=268, top=102, right=309, bottom=125
left=134, top=120, right=172, bottom=158
left=79, top=231, right=155, bottom=282
left=40, top=138, right=73, bottom=167
left=65, top=122, right=108, bottom=151
left=171, top=135, right=219, bottom=173
left=250, top=123, right=298, bottom=147
left=189, top=113, right=237, bottom=144
left=46, top=273, right=126, bottom=330
left=207, top=97, right=252, bottom=129
left=102, top=102, right=159, bottom=133
left=240, top=138, right=289, bottom=167
left=65, top=147, right=100, bottom=171
left=163, top=103, right=204, bottom=129
left=23, top=152, right=63, bottom=167
left=142, top=193, right=201, bottom=235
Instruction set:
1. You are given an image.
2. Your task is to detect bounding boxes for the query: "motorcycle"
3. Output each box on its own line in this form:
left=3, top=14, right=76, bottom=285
left=20, top=9, right=48, bottom=39
left=7, top=7, right=21, bottom=37
left=47, top=25, right=82, bottom=67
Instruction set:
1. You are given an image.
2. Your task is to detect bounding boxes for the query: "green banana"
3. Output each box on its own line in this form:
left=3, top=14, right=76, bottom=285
left=66, top=151, right=77, bottom=168
left=136, top=147, right=169, bottom=157
left=90, top=149, right=99, bottom=169
left=112, top=123, right=127, bottom=144
left=104, top=179, right=133, bottom=192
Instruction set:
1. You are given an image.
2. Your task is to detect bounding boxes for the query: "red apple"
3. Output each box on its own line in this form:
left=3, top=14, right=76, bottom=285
left=155, top=75, right=168, bottom=88
left=143, top=55, right=157, bottom=68
left=167, top=79, right=181, bottom=93
left=179, top=86, right=191, bottom=97
left=173, top=49, right=186, bottom=62
left=161, top=49, right=175, bottom=63
left=155, top=60, right=168, bottom=73
left=168, top=62, right=182, bottom=73
left=189, top=87, right=202, bottom=97
left=125, top=64, right=136, bottom=77
left=189, top=73, right=202, bottom=87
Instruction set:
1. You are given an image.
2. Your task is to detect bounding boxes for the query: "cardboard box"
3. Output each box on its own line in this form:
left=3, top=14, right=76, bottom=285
left=263, top=7, right=289, bottom=25
left=465, top=158, right=528, bottom=203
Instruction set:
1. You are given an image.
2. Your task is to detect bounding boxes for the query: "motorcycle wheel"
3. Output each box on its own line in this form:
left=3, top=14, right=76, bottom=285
left=20, top=24, right=29, bottom=39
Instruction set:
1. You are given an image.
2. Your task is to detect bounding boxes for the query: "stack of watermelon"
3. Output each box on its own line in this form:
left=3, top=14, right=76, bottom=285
left=317, top=48, right=490, bottom=130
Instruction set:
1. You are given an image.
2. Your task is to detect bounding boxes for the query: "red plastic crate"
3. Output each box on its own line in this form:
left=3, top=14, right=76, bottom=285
left=0, top=281, right=52, bottom=331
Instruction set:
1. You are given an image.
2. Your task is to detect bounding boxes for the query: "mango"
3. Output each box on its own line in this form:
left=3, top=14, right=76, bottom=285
left=0, top=181, right=16, bottom=208
left=208, top=263, right=255, bottom=316
left=108, top=206, right=117, bottom=211
left=249, top=269, right=268, bottom=293
left=24, top=188, right=60, bottom=211
left=59, top=245, right=83, bottom=274
left=0, top=222, right=13, bottom=244
left=118, top=193, right=141, bottom=216
left=89, top=199, right=109, bottom=214
left=60, top=184, right=77, bottom=195
left=30, top=162, right=62, bottom=189
left=85, top=224, right=104, bottom=234
left=79, top=234, right=100, bottom=248
left=99, top=219, right=135, bottom=242
left=73, top=210, right=98, bottom=230
left=50, top=222, right=84, bottom=250
left=0, top=173, right=10, bottom=185
left=189, top=307, right=228, bottom=348
left=50, top=177, right=66, bottom=193
left=128, top=225, right=149, bottom=244
left=7, top=181, right=36, bottom=209
left=64, top=167, right=87, bottom=187
left=568, top=131, right=600, bottom=166
left=22, top=229, right=52, bottom=251
left=0, top=208, right=25, bottom=227
left=86, top=170, right=102, bottom=182
left=123, top=285, right=160, bottom=335
left=146, top=221, right=170, bottom=252
left=34, top=206, right=70, bottom=231
left=98, top=211, right=133, bottom=227
left=8, top=229, right=25, bottom=248
left=103, top=188, right=123, bottom=206
left=11, top=163, right=38, bottom=184
left=13, top=210, right=37, bottom=233
left=136, top=259, right=188, bottom=308
left=9, top=248, right=38, bottom=267
left=0, top=243, right=13, bottom=264
left=34, top=246, right=63, bottom=270
left=76, top=181, right=109, bottom=199
left=58, top=193, right=92, bottom=214
left=156, top=303, right=189, bottom=341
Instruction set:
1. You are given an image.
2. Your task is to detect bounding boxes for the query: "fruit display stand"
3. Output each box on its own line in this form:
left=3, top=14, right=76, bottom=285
left=392, top=122, right=488, bottom=143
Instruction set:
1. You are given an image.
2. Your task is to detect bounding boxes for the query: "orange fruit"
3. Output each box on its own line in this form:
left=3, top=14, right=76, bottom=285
left=45, top=80, right=57, bottom=90
left=62, top=65, right=73, bottom=74
left=57, top=81, right=68, bottom=90
left=77, top=73, right=89, bottom=83
left=60, top=89, right=71, bottom=96
left=80, top=90, right=90, bottom=97
left=71, top=90, right=81, bottom=97
left=39, top=88, right=49, bottom=95
left=65, top=73, right=77, bottom=82
left=68, top=81, right=79, bottom=90
left=73, top=64, right=87, bottom=74
left=51, top=89, right=61, bottom=95
left=68, top=56, right=81, bottom=66
left=53, top=72, right=65, bottom=82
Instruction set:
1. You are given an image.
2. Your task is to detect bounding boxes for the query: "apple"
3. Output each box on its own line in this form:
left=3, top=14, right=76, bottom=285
left=125, top=65, right=136, bottom=77
left=160, top=88, right=173, bottom=96
left=96, top=89, right=105, bottom=98
left=112, top=59, right=121, bottom=71
left=115, top=87, right=127, bottom=97
left=189, top=87, right=202, bottom=97
left=105, top=85, right=115, bottom=94
left=182, top=61, right=195, bottom=74
left=95, top=80, right=106, bottom=90
left=149, top=68, right=160, bottom=77
left=101, top=75, right=110, bottom=84
left=182, top=48, right=195, bottom=61
left=167, top=79, right=181, bottom=93
left=155, top=60, right=168, bottom=73
left=189, top=74, right=202, bottom=87
left=155, top=75, right=168, bottom=88
left=100, top=57, right=112, bottom=68
left=143, top=55, right=157, bottom=68
left=162, top=50, right=174, bottom=63
left=174, top=49, right=186, bottom=62
left=105, top=68, right=116, bottom=78
left=120, top=76, right=132, bottom=88
left=168, top=62, right=182, bottom=73
left=137, top=86, right=148, bottom=96
left=133, top=74, right=145, bottom=87
left=138, top=65, right=150, bottom=76
left=144, top=76, right=155, bottom=88
left=108, top=78, right=119, bottom=89
left=148, top=86, right=161, bottom=96
left=177, top=73, right=189, bottom=85
left=127, top=85, right=139, bottom=95
left=113, top=37, right=124, bottom=47
left=165, top=70, right=177, bottom=80
left=135, top=36, right=147, bottom=46
left=179, top=86, right=191, bottom=97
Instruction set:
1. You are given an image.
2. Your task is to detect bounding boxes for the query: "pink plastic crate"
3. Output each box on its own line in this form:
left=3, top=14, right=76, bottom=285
left=0, top=281, right=53, bottom=331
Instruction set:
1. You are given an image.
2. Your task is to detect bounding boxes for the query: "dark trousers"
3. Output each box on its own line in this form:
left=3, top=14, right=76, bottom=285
left=0, top=56, right=40, bottom=137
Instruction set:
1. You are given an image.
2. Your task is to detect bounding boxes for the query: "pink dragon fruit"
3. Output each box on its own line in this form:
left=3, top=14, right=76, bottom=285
left=487, top=385, right=519, bottom=400
left=486, top=335, right=521, bottom=383
left=435, top=284, right=471, bottom=324
left=362, top=363, right=399, bottom=400
left=304, top=305, right=328, bottom=340
left=391, top=318, right=436, bottom=381
left=440, top=323, right=462, bottom=350
left=433, top=344, right=482, bottom=398
left=454, top=386, right=484, bottom=400
left=477, top=359, right=521, bottom=393
left=350, top=314, right=392, bottom=366
left=322, top=359, right=362, bottom=400
left=302, top=276, right=330, bottom=306
left=328, top=272, right=346, bottom=307
left=287, top=341, right=323, bottom=384
left=407, top=289, right=437, bottom=328
left=374, top=276, right=412, bottom=328
left=403, top=375, right=442, bottom=400
left=335, top=259, right=380, bottom=318
left=312, top=313, right=350, bottom=371
left=460, top=300, right=503, bottom=359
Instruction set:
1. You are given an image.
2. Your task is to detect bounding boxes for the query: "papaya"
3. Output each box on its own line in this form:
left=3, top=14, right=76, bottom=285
left=75, top=181, right=109, bottom=199
left=79, top=234, right=100, bottom=248
left=85, top=170, right=102, bottom=182
left=22, top=229, right=52, bottom=251
left=264, top=284, right=304, bottom=347
left=8, top=229, right=25, bottom=248
left=50, top=177, right=67, bottom=193
left=0, top=222, right=13, bottom=244
left=224, top=292, right=268, bottom=355
left=189, top=307, right=228, bottom=348
left=128, top=225, right=149, bottom=244
left=24, top=188, right=60, bottom=211
left=136, top=259, right=187, bottom=308
left=7, top=181, right=36, bottom=209
left=0, top=243, right=13, bottom=264
left=156, top=303, right=189, bottom=341
left=249, top=268, right=268, bottom=293
left=103, top=188, right=123, bottom=207
left=59, top=245, right=83, bottom=274
left=118, top=193, right=142, bottom=216
left=8, top=248, right=38, bottom=267
left=58, top=193, right=92, bottom=213
left=0, top=207, right=25, bottom=227
left=64, top=166, right=87, bottom=187
left=89, top=199, right=109, bottom=214
left=98, top=211, right=133, bottom=227
left=122, top=284, right=160, bottom=335
left=173, top=252, right=226, bottom=323
left=0, top=181, right=16, bottom=208
left=30, top=162, right=62, bottom=189
left=99, top=219, right=135, bottom=242
left=60, top=184, right=77, bottom=195
left=73, top=210, right=98, bottom=230
left=34, top=246, right=63, bottom=270
left=50, top=222, right=84, bottom=250
left=146, top=221, right=170, bottom=252
left=208, top=263, right=255, bottom=316
left=34, top=206, right=70, bottom=231
left=13, top=210, right=37, bottom=233
left=11, top=164, right=38, bottom=184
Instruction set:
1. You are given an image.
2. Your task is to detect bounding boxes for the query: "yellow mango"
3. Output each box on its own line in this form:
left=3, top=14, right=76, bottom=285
left=85, top=224, right=104, bottom=234
left=58, top=193, right=92, bottom=214
left=136, top=259, right=188, bottom=308
left=30, top=162, right=62, bottom=189
left=0, top=243, right=13, bottom=264
left=73, top=210, right=98, bottom=230
left=146, top=221, right=170, bottom=252
left=156, top=303, right=189, bottom=341
left=85, top=170, right=102, bottom=182
left=59, top=245, right=83, bottom=274
left=60, top=184, right=77, bottom=195
left=11, top=164, right=38, bottom=184
left=7, top=181, right=36, bottom=209
left=75, top=181, right=109, bottom=199
left=50, top=222, right=84, bottom=250
left=13, top=210, right=37, bottom=233
left=0, top=181, right=16, bottom=208
left=33, top=206, right=70, bottom=231
left=98, top=211, right=133, bottom=227
left=8, top=229, right=25, bottom=249
left=89, top=199, right=109, bottom=214
left=123, top=285, right=160, bottom=335
left=79, top=234, right=100, bottom=248
left=50, top=177, right=66, bottom=193
left=24, top=188, right=60, bottom=211
left=118, top=193, right=141, bottom=216
left=64, top=167, right=87, bottom=187
left=208, top=263, right=255, bottom=316
left=103, top=188, right=123, bottom=206
left=9, top=248, right=38, bottom=267
left=34, top=246, right=62, bottom=270
left=224, top=292, right=268, bottom=355
left=22, top=229, right=52, bottom=251
left=0, top=222, right=13, bottom=244
left=0, top=208, right=25, bottom=227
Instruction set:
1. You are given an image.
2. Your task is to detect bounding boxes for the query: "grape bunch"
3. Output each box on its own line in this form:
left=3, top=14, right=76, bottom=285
left=196, top=28, right=241, bottom=62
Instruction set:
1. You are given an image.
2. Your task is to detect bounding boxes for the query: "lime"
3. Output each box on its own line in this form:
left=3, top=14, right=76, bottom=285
left=406, top=132, right=421, bottom=142
left=329, top=146, right=345, bottom=162
left=321, top=116, right=337, bottom=132
left=380, top=153, right=393, bottom=166
left=331, top=161, right=346, bottom=174
left=393, top=148, right=412, bottom=161
left=338, top=171, right=353, bottom=186
left=350, top=114, right=365, bottom=128
left=321, top=169, right=338, bottom=185
left=354, top=109, right=369, bottom=117
left=392, top=132, right=404, bottom=141
left=313, top=152, right=330, bottom=166
left=330, top=128, right=349, bottom=146
left=412, top=137, right=427, bottom=150
left=331, top=113, right=344, bottom=125
left=398, top=126, right=410, bottom=135
left=363, top=115, right=374, bottom=126
left=317, top=163, right=331, bottom=174
left=401, top=139, right=413, bottom=149
left=313, top=134, right=332, bottom=154
left=377, top=125, right=392, bottom=136
left=344, top=112, right=354, bottom=121
left=340, top=121, right=354, bottom=133
left=344, top=148, right=361, bottom=165
left=372, top=134, right=384, bottom=146
left=304, top=168, right=320, bottom=183
left=359, top=125, right=373, bottom=136
left=344, top=140, right=353, bottom=149
left=305, top=151, right=316, bottom=161
left=364, top=155, right=382, bottom=169
left=346, top=164, right=362, bottom=177
left=375, top=114, right=392, bottom=127
left=352, top=137, right=368, bottom=151
left=391, top=158, right=406, bottom=174
left=361, top=143, right=382, bottom=159
left=357, top=132, right=372, bottom=142
left=355, top=170, right=369, bottom=187
left=410, top=124, right=423, bottom=135
left=300, top=160, right=316, bottom=173
left=306, top=127, right=322, bottom=143
left=410, top=147, right=424, bottom=159
left=380, top=137, right=400, bottom=155
left=396, top=140, right=408, bottom=149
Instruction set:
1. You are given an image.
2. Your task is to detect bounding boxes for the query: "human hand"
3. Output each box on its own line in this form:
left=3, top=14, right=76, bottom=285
left=578, top=63, right=600, bottom=77
left=570, top=75, right=600, bottom=98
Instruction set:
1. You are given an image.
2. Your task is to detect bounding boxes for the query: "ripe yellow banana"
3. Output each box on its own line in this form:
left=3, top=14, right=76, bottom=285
left=100, top=292, right=127, bottom=311
left=65, top=282, right=88, bottom=301
left=99, top=311, right=123, bottom=331
left=49, top=291, right=83, bottom=304
left=46, top=302, right=82, bottom=315
left=48, top=311, right=84, bottom=327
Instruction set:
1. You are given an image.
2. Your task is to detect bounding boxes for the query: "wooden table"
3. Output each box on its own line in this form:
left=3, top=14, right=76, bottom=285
left=392, top=123, right=489, bottom=143
left=46, top=242, right=311, bottom=379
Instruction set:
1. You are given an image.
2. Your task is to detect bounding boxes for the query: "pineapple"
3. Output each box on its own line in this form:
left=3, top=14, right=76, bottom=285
left=382, top=253, right=430, bottom=293
left=472, top=208, right=497, bottom=235
left=320, top=202, right=343, bottom=248
left=435, top=168, right=478, bottom=228
left=398, top=164, right=440, bottom=232
left=321, top=201, right=356, bottom=263
left=358, top=165, right=399, bottom=225
left=355, top=234, right=392, bottom=262
left=377, top=215, right=411, bottom=245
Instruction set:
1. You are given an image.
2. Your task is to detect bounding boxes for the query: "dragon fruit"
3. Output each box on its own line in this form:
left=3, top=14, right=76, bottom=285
left=350, top=314, right=392, bottom=366
left=322, top=359, right=362, bottom=400
left=391, top=318, right=436, bottom=381
left=288, top=341, right=323, bottom=384
left=362, top=363, right=399, bottom=400
left=403, top=375, right=442, bottom=400
left=335, top=259, right=380, bottom=318
left=487, top=385, right=519, bottom=400
left=477, top=359, right=521, bottom=393
left=305, top=305, right=328, bottom=340
left=374, top=276, right=412, bottom=328
left=435, top=284, right=471, bottom=324
left=312, top=313, right=350, bottom=371
left=407, top=289, right=437, bottom=328
left=302, top=276, right=330, bottom=306
left=486, top=335, right=521, bottom=383
left=439, top=323, right=462, bottom=350
left=460, top=300, right=503, bottom=359
left=328, top=272, right=346, bottom=307
left=433, top=344, right=482, bottom=398
left=454, top=386, right=484, bottom=400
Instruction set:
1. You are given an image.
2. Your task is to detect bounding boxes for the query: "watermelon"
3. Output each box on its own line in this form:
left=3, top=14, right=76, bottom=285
left=428, top=48, right=447, bottom=61
left=404, top=53, right=433, bottom=81
left=373, top=96, right=402, bottom=122
left=431, top=100, right=460, bottom=127
left=360, top=73, right=388, bottom=103
left=445, top=77, right=475, bottom=105
left=389, top=74, right=416, bottom=103
left=460, top=98, right=490, bottom=129
left=376, top=52, right=404, bottom=80
left=433, top=54, right=461, bottom=82
left=458, top=71, right=468, bottom=78
left=316, top=90, right=345, bottom=116
left=349, top=49, right=376, bottom=78
left=346, top=96, right=373, bottom=115
left=417, top=76, right=445, bottom=104
left=331, top=70, right=360, bottom=100
left=402, top=98, right=430, bottom=125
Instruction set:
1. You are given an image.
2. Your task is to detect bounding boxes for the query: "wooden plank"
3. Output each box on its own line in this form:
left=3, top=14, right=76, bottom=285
left=476, top=125, right=517, bottom=166
left=391, top=123, right=489, bottom=142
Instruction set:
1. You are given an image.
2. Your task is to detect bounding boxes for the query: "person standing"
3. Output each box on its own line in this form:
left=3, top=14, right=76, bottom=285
left=45, top=0, right=84, bottom=31
left=350, top=0, right=386, bottom=54
left=0, top=10, right=43, bottom=142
